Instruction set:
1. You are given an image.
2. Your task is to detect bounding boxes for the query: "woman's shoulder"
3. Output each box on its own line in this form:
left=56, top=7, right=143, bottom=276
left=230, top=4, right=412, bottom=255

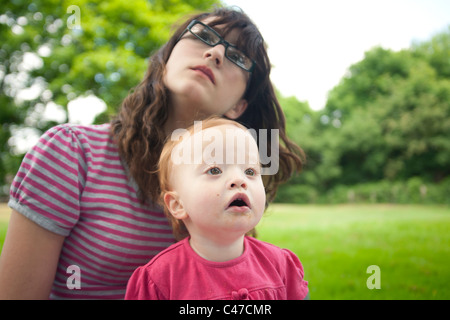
left=45, top=123, right=119, bottom=159
left=48, top=123, right=111, bottom=139
left=38, top=123, right=113, bottom=149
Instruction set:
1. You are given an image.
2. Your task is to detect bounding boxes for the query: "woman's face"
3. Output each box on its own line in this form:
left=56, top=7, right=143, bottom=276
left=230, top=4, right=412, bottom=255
left=163, top=17, right=249, bottom=123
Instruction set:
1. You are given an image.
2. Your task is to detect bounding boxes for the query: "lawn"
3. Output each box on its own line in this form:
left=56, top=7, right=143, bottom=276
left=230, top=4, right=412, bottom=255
left=0, top=204, right=10, bottom=253
left=257, top=203, right=450, bottom=299
left=0, top=203, right=449, bottom=299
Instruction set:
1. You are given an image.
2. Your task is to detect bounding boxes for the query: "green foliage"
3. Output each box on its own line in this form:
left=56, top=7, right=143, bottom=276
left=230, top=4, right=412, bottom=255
left=0, top=0, right=220, bottom=196
left=323, top=42, right=450, bottom=183
left=412, top=26, right=450, bottom=79
left=276, top=177, right=450, bottom=205
left=276, top=27, right=450, bottom=204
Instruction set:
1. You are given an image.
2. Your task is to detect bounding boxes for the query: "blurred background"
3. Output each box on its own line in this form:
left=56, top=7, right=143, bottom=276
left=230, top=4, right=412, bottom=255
left=0, top=0, right=449, bottom=204
left=0, top=0, right=449, bottom=299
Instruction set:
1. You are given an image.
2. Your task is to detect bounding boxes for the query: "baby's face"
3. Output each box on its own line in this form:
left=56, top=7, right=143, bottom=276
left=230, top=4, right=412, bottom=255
left=167, top=123, right=266, bottom=241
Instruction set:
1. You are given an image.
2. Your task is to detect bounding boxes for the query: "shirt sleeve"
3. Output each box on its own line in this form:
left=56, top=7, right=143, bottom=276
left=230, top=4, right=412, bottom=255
left=125, top=266, right=166, bottom=300
left=282, top=249, right=309, bottom=300
left=8, top=125, right=85, bottom=236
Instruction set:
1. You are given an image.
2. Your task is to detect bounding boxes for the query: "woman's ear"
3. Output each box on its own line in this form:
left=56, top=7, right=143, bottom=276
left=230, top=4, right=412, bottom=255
left=163, top=191, right=188, bottom=220
left=224, top=99, right=248, bottom=119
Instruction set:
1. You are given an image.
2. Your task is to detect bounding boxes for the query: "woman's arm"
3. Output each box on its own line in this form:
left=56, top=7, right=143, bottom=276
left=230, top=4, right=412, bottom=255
left=0, top=210, right=65, bottom=299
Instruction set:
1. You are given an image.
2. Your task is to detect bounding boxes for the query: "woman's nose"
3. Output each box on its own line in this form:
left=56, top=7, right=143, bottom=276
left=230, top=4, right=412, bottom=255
left=204, top=45, right=225, bottom=67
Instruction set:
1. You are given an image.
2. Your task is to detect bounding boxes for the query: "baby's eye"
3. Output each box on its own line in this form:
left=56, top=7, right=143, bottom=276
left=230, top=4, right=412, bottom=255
left=244, top=168, right=256, bottom=176
left=207, top=167, right=222, bottom=175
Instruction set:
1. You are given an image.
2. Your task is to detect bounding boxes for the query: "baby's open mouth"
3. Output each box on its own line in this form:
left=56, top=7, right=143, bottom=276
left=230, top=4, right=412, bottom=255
left=226, top=194, right=251, bottom=209
left=229, top=198, right=248, bottom=207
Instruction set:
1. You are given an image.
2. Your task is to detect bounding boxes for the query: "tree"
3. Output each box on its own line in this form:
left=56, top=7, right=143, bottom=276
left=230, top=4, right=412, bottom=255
left=0, top=0, right=219, bottom=197
left=412, top=26, right=450, bottom=79
left=373, top=59, right=450, bottom=181
left=275, top=28, right=450, bottom=203
left=315, top=28, right=450, bottom=189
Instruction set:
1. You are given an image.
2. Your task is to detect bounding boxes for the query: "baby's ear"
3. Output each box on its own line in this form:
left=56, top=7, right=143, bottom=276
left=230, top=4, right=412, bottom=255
left=163, top=192, right=188, bottom=220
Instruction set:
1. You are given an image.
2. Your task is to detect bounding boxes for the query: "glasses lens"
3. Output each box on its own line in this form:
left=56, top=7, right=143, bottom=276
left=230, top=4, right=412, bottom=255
left=190, top=22, right=220, bottom=45
left=226, top=46, right=252, bottom=71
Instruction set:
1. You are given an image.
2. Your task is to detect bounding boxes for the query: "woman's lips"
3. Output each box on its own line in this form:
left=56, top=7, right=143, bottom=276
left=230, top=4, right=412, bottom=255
left=191, top=65, right=215, bottom=84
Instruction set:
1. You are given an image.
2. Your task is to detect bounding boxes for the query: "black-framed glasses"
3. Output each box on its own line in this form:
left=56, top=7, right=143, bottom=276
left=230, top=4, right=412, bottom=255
left=178, top=19, right=256, bottom=72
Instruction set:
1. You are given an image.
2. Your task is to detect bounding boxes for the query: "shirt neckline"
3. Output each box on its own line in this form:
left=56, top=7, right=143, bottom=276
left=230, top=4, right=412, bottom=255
left=183, top=236, right=250, bottom=268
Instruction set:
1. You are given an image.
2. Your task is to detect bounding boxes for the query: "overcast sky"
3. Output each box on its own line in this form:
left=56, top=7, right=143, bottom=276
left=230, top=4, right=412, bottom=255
left=223, top=0, right=450, bottom=110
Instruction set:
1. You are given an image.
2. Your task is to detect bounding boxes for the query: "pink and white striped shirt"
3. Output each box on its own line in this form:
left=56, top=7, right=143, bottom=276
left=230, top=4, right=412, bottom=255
left=9, top=124, right=175, bottom=299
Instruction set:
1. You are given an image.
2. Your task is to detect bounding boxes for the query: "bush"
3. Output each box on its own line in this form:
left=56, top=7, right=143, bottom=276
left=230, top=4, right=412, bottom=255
left=276, top=177, right=450, bottom=204
left=274, top=184, right=319, bottom=204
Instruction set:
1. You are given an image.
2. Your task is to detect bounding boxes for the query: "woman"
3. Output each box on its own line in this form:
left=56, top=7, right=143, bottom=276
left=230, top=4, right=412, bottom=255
left=0, top=7, right=304, bottom=299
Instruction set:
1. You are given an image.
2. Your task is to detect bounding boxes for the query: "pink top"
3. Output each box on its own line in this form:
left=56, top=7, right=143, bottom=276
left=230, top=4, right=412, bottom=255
left=125, top=236, right=309, bottom=300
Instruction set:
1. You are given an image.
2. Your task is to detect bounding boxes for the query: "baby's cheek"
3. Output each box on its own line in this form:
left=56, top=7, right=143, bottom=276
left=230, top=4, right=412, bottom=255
left=254, top=186, right=267, bottom=216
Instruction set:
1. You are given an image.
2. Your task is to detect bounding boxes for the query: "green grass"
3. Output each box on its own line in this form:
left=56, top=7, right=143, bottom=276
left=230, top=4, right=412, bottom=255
left=257, top=204, right=450, bottom=299
left=0, top=204, right=10, bottom=252
left=1, top=203, right=449, bottom=299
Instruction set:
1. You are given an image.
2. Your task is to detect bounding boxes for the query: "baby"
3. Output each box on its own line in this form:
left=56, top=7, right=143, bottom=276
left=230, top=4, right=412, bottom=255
left=125, top=117, right=308, bottom=300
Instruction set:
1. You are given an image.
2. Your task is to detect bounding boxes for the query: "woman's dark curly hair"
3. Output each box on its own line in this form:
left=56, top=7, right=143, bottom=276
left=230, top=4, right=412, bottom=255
left=111, top=7, right=305, bottom=205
